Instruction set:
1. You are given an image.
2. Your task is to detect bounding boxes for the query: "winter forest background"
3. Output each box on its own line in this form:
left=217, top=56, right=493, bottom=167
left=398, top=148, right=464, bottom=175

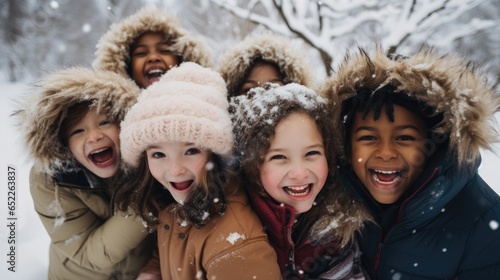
left=1, top=0, right=499, bottom=279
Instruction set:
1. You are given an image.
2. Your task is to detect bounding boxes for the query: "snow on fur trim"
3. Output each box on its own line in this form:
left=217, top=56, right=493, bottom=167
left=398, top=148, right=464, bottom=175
left=16, top=67, right=140, bottom=175
left=120, top=62, right=233, bottom=167
left=319, top=47, right=500, bottom=167
left=218, top=31, right=315, bottom=97
left=92, top=7, right=213, bottom=79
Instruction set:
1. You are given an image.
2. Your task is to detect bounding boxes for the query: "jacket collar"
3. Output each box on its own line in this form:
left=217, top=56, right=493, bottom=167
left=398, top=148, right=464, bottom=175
left=52, top=168, right=107, bottom=190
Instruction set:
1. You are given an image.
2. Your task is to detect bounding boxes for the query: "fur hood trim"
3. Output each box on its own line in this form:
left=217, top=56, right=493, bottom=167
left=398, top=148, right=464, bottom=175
left=218, top=31, right=315, bottom=97
left=92, top=7, right=213, bottom=78
left=319, top=47, right=500, bottom=167
left=17, top=67, right=140, bottom=175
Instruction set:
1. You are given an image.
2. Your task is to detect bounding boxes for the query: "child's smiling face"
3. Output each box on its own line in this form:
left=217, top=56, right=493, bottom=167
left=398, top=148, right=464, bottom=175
left=146, top=141, right=209, bottom=204
left=350, top=104, right=428, bottom=204
left=130, top=32, right=179, bottom=88
left=67, top=108, right=121, bottom=178
left=259, top=112, right=328, bottom=214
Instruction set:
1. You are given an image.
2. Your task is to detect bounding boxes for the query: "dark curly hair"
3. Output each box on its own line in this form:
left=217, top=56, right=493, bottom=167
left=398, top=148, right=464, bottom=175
left=341, top=84, right=444, bottom=162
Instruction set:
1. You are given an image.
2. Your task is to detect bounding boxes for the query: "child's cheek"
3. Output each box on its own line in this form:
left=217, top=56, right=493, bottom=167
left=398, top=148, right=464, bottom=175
left=410, top=150, right=427, bottom=170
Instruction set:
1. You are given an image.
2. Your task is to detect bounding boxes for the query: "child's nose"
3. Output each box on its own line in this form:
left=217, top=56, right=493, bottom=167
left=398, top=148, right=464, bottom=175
left=87, top=128, right=104, bottom=142
left=147, top=51, right=161, bottom=63
left=288, top=162, right=309, bottom=179
left=168, top=164, right=186, bottom=177
left=375, top=142, right=398, bottom=161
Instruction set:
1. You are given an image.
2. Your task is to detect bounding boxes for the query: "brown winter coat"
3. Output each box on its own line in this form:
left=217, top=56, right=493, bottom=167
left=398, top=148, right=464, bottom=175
left=30, top=170, right=154, bottom=280
left=93, top=7, right=213, bottom=79
left=140, top=191, right=281, bottom=280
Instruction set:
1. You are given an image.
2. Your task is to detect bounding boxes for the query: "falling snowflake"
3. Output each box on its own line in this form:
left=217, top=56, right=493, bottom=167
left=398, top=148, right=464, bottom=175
left=392, top=272, right=402, bottom=280
left=206, top=161, right=214, bottom=171
left=82, top=23, right=91, bottom=33
left=489, top=220, right=499, bottom=230
left=50, top=1, right=59, bottom=9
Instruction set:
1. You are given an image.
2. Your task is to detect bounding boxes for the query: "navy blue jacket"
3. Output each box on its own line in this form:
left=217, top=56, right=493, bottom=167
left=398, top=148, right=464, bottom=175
left=341, top=154, right=500, bottom=279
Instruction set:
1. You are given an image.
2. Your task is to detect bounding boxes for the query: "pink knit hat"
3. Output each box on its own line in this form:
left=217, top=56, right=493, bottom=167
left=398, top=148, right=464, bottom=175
left=120, top=62, right=233, bottom=167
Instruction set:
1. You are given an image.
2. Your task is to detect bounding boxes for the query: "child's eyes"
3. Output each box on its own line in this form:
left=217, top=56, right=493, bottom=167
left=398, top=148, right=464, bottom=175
left=159, top=48, right=173, bottom=54
left=99, top=120, right=112, bottom=126
left=132, top=50, right=147, bottom=57
left=185, top=148, right=201, bottom=155
left=69, top=129, right=84, bottom=137
left=358, top=135, right=377, bottom=141
left=305, top=150, right=321, bottom=157
left=396, top=135, right=417, bottom=141
left=270, top=154, right=286, bottom=160
left=151, top=152, right=165, bottom=158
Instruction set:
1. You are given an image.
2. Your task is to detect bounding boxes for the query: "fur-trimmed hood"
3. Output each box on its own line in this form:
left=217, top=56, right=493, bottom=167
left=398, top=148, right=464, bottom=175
left=218, top=31, right=315, bottom=97
left=319, top=47, right=500, bottom=167
left=92, top=7, right=213, bottom=79
left=16, top=67, right=140, bottom=176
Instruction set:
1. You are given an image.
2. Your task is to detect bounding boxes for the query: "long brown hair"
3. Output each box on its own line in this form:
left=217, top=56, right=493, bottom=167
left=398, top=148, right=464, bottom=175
left=115, top=151, right=240, bottom=229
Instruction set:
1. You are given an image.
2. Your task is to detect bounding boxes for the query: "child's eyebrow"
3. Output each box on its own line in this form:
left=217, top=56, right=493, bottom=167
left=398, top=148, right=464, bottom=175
left=396, top=124, right=424, bottom=132
left=268, top=143, right=324, bottom=152
left=146, top=145, right=159, bottom=150
left=354, top=124, right=423, bottom=133
left=243, top=79, right=283, bottom=85
left=353, top=125, right=376, bottom=133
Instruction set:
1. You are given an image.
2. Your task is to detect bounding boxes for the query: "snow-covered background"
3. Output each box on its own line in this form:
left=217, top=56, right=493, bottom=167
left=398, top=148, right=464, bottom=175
left=1, top=0, right=499, bottom=279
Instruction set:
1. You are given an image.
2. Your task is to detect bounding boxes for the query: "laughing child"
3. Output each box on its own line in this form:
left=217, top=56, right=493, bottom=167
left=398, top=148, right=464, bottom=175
left=93, top=7, right=213, bottom=89
left=230, top=83, right=372, bottom=279
left=319, top=47, right=500, bottom=279
left=116, top=62, right=281, bottom=280
left=16, top=67, right=153, bottom=279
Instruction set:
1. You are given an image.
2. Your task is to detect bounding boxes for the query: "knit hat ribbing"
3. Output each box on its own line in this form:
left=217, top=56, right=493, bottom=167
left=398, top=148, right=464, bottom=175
left=120, top=62, right=233, bottom=167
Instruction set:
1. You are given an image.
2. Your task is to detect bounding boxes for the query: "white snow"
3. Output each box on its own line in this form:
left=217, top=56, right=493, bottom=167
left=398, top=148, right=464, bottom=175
left=1, top=82, right=51, bottom=279
left=225, top=232, right=246, bottom=245
left=1, top=80, right=499, bottom=279
left=489, top=220, right=499, bottom=230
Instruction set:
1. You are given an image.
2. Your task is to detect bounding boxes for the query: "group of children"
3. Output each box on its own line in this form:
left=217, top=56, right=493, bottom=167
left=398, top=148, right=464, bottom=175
left=15, top=6, right=500, bottom=280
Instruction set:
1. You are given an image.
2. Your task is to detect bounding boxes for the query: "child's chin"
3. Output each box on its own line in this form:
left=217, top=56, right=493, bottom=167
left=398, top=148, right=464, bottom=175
left=89, top=165, right=119, bottom=178
left=293, top=204, right=314, bottom=215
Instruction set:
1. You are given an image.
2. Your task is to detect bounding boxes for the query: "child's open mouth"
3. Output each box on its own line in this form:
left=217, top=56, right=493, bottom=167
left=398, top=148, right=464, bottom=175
left=370, top=169, right=403, bottom=184
left=145, top=68, right=166, bottom=83
left=283, top=184, right=311, bottom=197
left=170, top=180, right=193, bottom=191
left=88, top=147, right=114, bottom=167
